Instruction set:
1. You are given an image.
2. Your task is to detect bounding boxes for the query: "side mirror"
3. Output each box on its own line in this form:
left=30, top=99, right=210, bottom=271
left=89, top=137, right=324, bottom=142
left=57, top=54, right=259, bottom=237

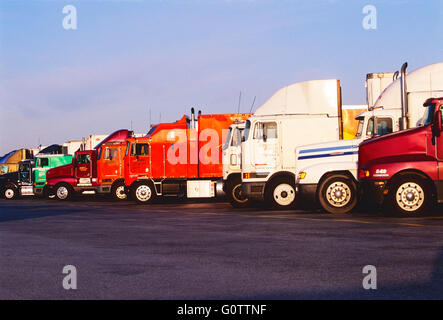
left=433, top=110, right=442, bottom=137
left=263, top=134, right=267, bottom=143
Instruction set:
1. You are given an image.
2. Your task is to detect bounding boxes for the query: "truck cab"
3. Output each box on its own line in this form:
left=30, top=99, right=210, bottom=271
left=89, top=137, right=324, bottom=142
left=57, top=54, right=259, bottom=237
left=241, top=79, right=349, bottom=209
left=46, top=130, right=132, bottom=201
left=33, top=154, right=73, bottom=197
left=222, top=121, right=250, bottom=207
left=124, top=111, right=251, bottom=204
left=46, top=150, right=98, bottom=200
left=0, top=159, right=34, bottom=199
left=295, top=62, right=443, bottom=214
left=358, top=97, right=443, bottom=216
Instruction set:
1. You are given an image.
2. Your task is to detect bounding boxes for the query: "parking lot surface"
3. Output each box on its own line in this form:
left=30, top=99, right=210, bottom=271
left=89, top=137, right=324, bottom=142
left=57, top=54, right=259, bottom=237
left=1, top=198, right=443, bottom=299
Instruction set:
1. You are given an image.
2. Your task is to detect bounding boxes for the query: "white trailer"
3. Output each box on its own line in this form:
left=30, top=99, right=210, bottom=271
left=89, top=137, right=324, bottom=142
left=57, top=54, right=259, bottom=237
left=295, top=62, right=443, bottom=214
left=366, top=72, right=397, bottom=107
left=241, top=79, right=349, bottom=208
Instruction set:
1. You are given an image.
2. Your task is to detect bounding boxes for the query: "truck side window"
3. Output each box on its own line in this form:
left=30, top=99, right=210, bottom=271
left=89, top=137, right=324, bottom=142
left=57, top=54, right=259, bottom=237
left=254, top=122, right=277, bottom=140
left=38, top=158, right=49, bottom=167
left=265, top=122, right=278, bottom=139
left=376, top=118, right=393, bottom=135
left=104, top=148, right=118, bottom=160
left=132, top=144, right=149, bottom=156
left=76, top=154, right=90, bottom=164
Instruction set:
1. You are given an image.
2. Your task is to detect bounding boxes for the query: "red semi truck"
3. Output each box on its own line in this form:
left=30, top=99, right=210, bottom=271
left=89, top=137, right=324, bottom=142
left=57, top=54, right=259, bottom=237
left=124, top=110, right=251, bottom=204
left=46, top=129, right=132, bottom=200
left=358, top=97, right=443, bottom=216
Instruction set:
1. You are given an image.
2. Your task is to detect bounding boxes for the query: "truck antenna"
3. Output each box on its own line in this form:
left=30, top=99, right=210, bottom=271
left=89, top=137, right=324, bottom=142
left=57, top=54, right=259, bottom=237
left=249, top=95, right=256, bottom=113
left=237, top=91, right=242, bottom=113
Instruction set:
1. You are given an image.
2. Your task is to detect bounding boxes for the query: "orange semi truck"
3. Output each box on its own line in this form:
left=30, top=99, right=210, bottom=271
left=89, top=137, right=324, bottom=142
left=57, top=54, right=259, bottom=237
left=46, top=129, right=132, bottom=200
left=124, top=109, right=251, bottom=204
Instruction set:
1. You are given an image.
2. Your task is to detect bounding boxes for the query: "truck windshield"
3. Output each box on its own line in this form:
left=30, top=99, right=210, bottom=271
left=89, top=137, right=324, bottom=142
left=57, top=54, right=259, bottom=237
left=242, top=120, right=251, bottom=142
left=355, top=118, right=364, bottom=138
left=232, top=128, right=243, bottom=147
left=422, top=104, right=436, bottom=126
left=37, top=158, right=49, bottom=167
left=223, top=127, right=233, bottom=151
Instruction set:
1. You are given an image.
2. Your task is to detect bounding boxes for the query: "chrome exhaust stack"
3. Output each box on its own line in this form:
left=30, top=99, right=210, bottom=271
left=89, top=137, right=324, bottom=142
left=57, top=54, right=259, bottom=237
left=400, top=62, right=409, bottom=130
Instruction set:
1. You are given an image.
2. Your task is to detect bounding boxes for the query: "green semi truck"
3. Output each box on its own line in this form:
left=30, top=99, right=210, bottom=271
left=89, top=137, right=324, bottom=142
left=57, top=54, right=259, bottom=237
left=0, top=154, right=72, bottom=199
left=33, top=154, right=73, bottom=197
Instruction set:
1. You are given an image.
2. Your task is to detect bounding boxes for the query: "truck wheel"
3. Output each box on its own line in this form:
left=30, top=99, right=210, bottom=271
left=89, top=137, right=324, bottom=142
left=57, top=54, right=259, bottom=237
left=266, top=176, right=296, bottom=209
left=387, top=176, right=431, bottom=216
left=54, top=183, right=73, bottom=201
left=227, top=177, right=250, bottom=208
left=318, top=174, right=357, bottom=214
left=3, top=186, right=17, bottom=200
left=132, top=181, right=156, bottom=204
left=111, top=182, right=127, bottom=201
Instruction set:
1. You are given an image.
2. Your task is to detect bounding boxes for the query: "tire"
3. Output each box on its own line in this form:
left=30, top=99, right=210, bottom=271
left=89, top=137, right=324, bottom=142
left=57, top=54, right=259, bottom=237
left=111, top=181, right=127, bottom=201
left=318, top=174, right=358, bottom=214
left=54, top=183, right=73, bottom=201
left=227, top=177, right=250, bottom=208
left=265, top=176, right=296, bottom=209
left=3, top=185, right=17, bottom=200
left=387, top=175, right=432, bottom=216
left=131, top=181, right=156, bottom=204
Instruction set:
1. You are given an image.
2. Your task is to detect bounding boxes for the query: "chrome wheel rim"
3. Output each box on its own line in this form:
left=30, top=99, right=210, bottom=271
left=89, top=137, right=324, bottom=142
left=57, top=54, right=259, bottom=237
left=396, top=182, right=424, bottom=212
left=326, top=181, right=352, bottom=208
left=4, top=189, right=15, bottom=199
left=56, top=186, right=69, bottom=200
left=273, top=183, right=295, bottom=206
left=136, top=185, right=152, bottom=202
left=115, top=185, right=127, bottom=200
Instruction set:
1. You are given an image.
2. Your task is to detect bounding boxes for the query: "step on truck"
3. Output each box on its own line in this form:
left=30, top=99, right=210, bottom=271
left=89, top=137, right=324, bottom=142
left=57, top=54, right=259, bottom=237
left=240, top=79, right=365, bottom=209
left=295, top=62, right=443, bottom=214
left=125, top=109, right=251, bottom=204
left=358, top=97, right=443, bottom=216
left=46, top=129, right=132, bottom=200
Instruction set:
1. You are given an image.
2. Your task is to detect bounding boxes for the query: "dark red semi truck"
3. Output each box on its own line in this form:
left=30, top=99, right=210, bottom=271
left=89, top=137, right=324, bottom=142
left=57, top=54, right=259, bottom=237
left=358, top=97, right=443, bottom=216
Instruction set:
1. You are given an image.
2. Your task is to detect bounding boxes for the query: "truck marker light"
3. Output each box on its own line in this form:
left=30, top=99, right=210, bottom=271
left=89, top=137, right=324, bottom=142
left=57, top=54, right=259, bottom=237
left=299, top=172, right=307, bottom=180
left=365, top=170, right=370, bottom=177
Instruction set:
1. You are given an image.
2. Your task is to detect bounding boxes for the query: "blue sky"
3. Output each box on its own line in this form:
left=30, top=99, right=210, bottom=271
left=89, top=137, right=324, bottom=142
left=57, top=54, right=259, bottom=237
left=1, top=0, right=442, bottom=154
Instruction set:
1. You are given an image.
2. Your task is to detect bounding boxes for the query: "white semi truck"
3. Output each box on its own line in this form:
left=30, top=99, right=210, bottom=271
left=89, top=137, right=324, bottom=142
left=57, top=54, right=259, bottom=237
left=295, top=62, right=443, bottom=214
left=240, top=79, right=354, bottom=208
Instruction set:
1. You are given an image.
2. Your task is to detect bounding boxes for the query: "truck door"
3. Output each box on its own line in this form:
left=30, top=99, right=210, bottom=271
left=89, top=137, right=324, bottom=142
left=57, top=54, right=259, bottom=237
left=102, top=147, right=120, bottom=180
left=18, top=161, right=33, bottom=195
left=252, top=121, right=279, bottom=170
left=75, top=154, right=92, bottom=181
left=129, top=143, right=150, bottom=177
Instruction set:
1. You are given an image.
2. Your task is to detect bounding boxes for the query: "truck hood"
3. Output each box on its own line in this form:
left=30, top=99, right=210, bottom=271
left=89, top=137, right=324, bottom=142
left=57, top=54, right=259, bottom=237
left=359, top=126, right=429, bottom=168
left=297, top=138, right=360, bottom=156
left=46, top=163, right=73, bottom=179
left=0, top=171, right=19, bottom=182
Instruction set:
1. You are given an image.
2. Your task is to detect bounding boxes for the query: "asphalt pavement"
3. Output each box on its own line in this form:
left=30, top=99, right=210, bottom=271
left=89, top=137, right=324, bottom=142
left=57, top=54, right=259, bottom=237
left=1, top=197, right=443, bottom=299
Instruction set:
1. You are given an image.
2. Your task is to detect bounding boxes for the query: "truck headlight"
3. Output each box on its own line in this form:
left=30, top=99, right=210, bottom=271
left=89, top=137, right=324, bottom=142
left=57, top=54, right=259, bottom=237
left=298, top=172, right=307, bottom=180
